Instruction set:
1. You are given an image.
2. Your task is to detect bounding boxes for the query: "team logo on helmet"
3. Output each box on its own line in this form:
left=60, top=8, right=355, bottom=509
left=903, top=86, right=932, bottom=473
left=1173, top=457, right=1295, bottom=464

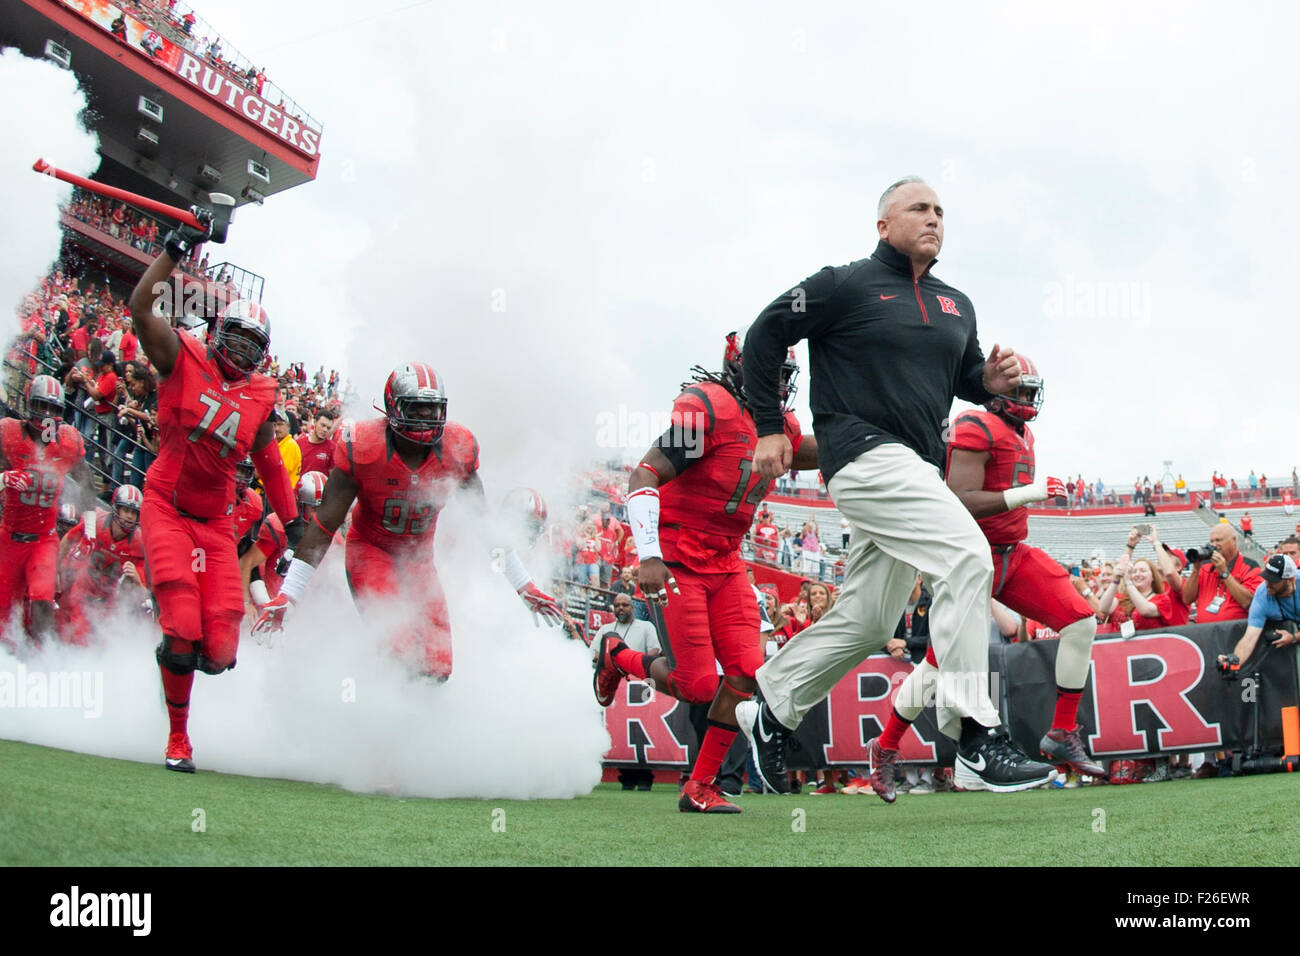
left=112, top=483, right=143, bottom=533
left=27, top=375, right=65, bottom=426
left=987, top=354, right=1044, bottom=422
left=211, top=299, right=271, bottom=380
left=381, top=363, right=447, bottom=446
left=296, top=471, right=327, bottom=509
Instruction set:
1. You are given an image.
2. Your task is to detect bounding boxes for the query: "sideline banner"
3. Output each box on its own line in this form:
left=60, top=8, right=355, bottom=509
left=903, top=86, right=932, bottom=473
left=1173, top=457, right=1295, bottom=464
left=601, top=621, right=1299, bottom=767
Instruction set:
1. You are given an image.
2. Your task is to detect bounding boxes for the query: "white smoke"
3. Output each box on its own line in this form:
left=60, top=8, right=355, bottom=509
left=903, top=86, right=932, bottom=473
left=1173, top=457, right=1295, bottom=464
left=0, top=49, right=99, bottom=327
left=0, top=506, right=609, bottom=798
left=0, top=45, right=610, bottom=799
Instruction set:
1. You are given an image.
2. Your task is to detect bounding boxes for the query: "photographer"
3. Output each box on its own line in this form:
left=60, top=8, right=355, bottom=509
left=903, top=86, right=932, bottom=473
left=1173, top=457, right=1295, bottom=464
left=1180, top=523, right=1262, bottom=623
left=1217, top=554, right=1300, bottom=669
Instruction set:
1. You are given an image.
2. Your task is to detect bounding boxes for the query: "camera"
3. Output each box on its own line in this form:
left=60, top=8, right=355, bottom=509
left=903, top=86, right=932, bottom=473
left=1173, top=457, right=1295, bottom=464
left=1185, top=544, right=1218, bottom=564
left=1135, top=523, right=1153, bottom=536
left=1217, top=653, right=1241, bottom=680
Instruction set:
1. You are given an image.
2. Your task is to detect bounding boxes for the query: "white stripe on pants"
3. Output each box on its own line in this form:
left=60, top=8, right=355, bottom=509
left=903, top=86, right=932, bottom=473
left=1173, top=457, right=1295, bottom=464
left=756, top=442, right=1001, bottom=741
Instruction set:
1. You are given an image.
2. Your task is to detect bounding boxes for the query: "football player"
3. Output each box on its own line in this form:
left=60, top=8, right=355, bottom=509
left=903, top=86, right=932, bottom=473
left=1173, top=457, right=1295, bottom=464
left=55, top=484, right=146, bottom=645
left=251, top=364, right=566, bottom=676
left=128, top=214, right=304, bottom=773
left=0, top=375, right=91, bottom=644
left=864, top=355, right=1104, bottom=800
left=229, top=456, right=264, bottom=549
left=242, top=471, right=326, bottom=613
left=594, top=336, right=816, bottom=812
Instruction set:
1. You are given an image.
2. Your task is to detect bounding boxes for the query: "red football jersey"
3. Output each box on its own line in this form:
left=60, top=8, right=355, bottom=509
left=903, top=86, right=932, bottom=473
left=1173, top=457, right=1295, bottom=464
left=0, top=418, right=84, bottom=534
left=254, top=513, right=289, bottom=596
left=148, top=334, right=277, bottom=518
left=64, top=509, right=145, bottom=599
left=335, top=418, right=479, bottom=551
left=947, top=409, right=1035, bottom=547
left=230, top=487, right=264, bottom=542
left=658, top=383, right=802, bottom=573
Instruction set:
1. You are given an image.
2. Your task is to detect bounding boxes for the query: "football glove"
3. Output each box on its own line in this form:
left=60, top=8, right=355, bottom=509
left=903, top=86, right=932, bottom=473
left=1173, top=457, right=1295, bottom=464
left=518, top=582, right=567, bottom=627
left=163, top=206, right=213, bottom=262
left=251, top=593, right=292, bottom=643
left=1, top=470, right=32, bottom=492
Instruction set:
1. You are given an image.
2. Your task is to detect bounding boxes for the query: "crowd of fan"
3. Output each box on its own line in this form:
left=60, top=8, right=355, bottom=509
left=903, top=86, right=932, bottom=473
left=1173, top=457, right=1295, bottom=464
left=6, top=263, right=348, bottom=499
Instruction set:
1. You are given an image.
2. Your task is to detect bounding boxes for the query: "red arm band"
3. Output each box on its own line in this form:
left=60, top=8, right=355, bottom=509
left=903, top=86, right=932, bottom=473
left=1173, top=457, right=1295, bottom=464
left=250, top=440, right=299, bottom=525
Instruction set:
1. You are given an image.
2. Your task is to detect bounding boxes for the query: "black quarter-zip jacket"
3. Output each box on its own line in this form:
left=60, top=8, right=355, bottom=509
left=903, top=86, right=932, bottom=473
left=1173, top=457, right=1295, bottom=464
left=744, top=239, right=995, bottom=484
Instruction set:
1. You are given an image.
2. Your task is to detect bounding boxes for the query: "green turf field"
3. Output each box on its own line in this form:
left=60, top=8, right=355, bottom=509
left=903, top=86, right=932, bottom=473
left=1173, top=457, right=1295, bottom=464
left=0, top=738, right=1290, bottom=866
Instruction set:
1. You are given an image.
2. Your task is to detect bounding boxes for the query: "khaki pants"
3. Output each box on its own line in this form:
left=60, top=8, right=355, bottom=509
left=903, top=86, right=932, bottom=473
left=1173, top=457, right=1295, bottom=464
left=757, top=442, right=1001, bottom=741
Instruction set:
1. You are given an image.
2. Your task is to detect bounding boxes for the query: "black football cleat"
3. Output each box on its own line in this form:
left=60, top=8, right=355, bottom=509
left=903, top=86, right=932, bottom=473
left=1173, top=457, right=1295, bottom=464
left=735, top=691, right=790, bottom=794
left=1040, top=725, right=1107, bottom=778
left=165, top=732, right=196, bottom=773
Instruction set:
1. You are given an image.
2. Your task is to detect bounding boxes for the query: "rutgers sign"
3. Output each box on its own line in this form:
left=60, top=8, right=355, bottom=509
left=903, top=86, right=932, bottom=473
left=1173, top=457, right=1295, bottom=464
left=602, top=622, right=1298, bottom=768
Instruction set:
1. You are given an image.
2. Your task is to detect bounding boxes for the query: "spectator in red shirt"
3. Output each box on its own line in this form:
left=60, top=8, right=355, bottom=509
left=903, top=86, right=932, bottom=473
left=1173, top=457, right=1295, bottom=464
left=1181, top=523, right=1261, bottom=623
left=1099, top=556, right=1177, bottom=632
left=1241, top=511, right=1253, bottom=538
left=295, top=405, right=339, bottom=477
left=117, top=318, right=138, bottom=363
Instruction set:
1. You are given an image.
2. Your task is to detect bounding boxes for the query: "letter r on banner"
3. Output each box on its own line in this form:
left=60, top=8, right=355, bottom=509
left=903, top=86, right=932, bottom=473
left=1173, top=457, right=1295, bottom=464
left=602, top=682, right=688, bottom=765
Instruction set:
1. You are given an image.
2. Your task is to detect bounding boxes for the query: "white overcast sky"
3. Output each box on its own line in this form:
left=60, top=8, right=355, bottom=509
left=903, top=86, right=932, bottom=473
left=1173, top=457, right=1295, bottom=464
left=6, top=1, right=1300, bottom=498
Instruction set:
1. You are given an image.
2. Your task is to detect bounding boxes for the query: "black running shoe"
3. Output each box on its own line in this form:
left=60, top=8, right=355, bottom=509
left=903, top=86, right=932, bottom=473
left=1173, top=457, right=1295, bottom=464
left=735, top=693, right=790, bottom=794
left=1040, top=725, right=1106, bottom=777
left=955, top=727, right=1057, bottom=792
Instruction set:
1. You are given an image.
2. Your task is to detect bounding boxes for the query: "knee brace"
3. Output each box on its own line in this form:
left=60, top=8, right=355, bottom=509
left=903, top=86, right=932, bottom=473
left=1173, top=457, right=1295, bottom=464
left=155, top=634, right=199, bottom=675
left=196, top=654, right=236, bottom=676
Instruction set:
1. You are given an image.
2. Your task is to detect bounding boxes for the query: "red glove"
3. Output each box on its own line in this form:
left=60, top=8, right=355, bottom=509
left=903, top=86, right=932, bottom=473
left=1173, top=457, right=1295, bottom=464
left=518, top=582, right=568, bottom=627
left=1045, top=476, right=1068, bottom=499
left=251, top=593, right=293, bottom=641
left=2, top=470, right=32, bottom=492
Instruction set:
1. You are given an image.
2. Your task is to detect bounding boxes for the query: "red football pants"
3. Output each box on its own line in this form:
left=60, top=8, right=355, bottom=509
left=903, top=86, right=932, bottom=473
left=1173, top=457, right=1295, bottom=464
left=140, top=491, right=243, bottom=669
left=0, top=532, right=58, bottom=626
left=992, top=542, right=1094, bottom=632
left=659, top=563, right=762, bottom=704
left=345, top=537, right=452, bottom=678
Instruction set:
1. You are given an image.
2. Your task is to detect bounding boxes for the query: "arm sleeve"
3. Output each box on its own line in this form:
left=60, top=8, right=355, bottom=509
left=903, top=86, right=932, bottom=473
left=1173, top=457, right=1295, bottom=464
left=745, top=265, right=846, bottom=437
left=652, top=389, right=715, bottom=475
left=954, top=311, right=996, bottom=407
left=251, top=439, right=299, bottom=525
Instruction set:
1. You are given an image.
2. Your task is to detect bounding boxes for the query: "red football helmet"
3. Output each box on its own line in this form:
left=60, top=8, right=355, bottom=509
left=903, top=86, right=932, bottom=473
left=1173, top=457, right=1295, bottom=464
left=27, top=374, right=65, bottom=425
left=382, top=363, right=447, bottom=445
left=111, top=483, right=143, bottom=533
left=211, top=299, right=271, bottom=380
left=296, top=471, right=327, bottom=510
left=502, top=487, right=547, bottom=545
left=987, top=354, right=1043, bottom=422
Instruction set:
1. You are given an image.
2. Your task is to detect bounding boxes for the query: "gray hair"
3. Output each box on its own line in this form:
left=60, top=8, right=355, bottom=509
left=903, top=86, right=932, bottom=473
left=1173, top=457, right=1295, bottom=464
left=877, top=176, right=929, bottom=219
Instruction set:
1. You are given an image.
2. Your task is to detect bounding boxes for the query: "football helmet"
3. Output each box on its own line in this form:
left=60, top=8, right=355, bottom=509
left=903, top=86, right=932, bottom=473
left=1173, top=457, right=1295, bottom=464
left=987, top=354, right=1043, bottom=422
left=27, top=375, right=65, bottom=425
left=382, top=363, right=447, bottom=445
left=296, top=471, right=327, bottom=510
left=211, top=299, right=271, bottom=380
left=234, top=456, right=256, bottom=496
left=111, top=483, right=143, bottom=534
left=722, top=333, right=799, bottom=408
left=502, top=487, right=548, bottom=546
left=57, top=502, right=79, bottom=537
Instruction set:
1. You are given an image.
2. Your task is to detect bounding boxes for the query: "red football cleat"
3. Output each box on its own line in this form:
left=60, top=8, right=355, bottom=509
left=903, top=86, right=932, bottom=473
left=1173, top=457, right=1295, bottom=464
left=165, top=732, right=195, bottom=773
left=866, top=737, right=900, bottom=804
left=678, top=779, right=741, bottom=814
left=593, top=634, right=626, bottom=708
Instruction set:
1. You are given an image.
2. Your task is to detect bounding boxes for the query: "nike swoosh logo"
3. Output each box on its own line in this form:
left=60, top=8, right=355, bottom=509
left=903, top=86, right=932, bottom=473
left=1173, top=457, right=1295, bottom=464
left=879, top=294, right=898, bottom=300
left=756, top=713, right=775, bottom=744
left=963, top=753, right=986, bottom=772
left=691, top=797, right=709, bottom=811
